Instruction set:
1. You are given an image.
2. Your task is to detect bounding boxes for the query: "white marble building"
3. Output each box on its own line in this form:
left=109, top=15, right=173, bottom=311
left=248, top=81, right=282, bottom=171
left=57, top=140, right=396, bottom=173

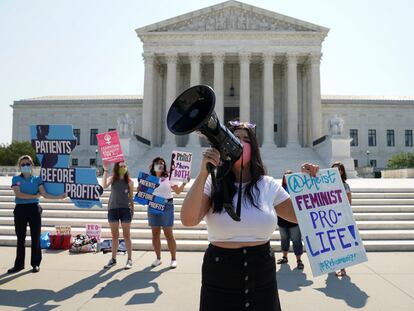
left=10, top=1, right=414, bottom=176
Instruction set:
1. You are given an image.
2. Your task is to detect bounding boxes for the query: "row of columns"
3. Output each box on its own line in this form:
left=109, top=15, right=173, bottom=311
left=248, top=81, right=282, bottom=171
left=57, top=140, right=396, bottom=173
left=142, top=52, right=322, bottom=148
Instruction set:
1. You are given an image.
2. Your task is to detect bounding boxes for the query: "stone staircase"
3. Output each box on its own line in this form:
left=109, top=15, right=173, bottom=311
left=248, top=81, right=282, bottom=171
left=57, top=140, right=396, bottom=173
left=1, top=182, right=414, bottom=251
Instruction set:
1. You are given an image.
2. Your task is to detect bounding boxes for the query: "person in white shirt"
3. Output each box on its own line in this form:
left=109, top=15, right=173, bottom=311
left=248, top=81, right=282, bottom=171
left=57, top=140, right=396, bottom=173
left=181, top=120, right=319, bottom=311
left=147, top=157, right=186, bottom=269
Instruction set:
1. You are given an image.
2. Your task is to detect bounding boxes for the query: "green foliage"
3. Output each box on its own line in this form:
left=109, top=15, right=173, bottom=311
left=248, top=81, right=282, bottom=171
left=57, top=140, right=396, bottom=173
left=0, top=141, right=39, bottom=166
left=387, top=152, right=414, bottom=169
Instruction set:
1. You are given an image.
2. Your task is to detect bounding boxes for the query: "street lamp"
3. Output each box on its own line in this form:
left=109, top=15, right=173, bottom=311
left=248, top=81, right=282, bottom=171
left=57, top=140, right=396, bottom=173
left=366, top=150, right=370, bottom=167
left=95, top=149, right=98, bottom=167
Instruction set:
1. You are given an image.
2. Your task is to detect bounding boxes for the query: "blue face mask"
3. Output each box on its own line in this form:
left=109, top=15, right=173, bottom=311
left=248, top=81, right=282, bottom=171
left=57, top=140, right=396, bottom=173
left=21, top=165, right=32, bottom=174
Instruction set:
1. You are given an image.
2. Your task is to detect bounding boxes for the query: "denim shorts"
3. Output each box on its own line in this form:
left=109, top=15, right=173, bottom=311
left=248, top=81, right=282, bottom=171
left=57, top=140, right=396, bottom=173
left=107, top=208, right=132, bottom=223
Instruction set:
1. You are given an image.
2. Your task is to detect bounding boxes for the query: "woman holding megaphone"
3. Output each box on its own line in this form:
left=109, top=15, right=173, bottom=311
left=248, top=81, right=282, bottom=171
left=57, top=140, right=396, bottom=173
left=181, top=121, right=319, bottom=311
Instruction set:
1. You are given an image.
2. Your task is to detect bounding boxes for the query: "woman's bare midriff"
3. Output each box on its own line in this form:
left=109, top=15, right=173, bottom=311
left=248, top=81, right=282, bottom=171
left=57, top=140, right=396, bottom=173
left=211, top=240, right=269, bottom=249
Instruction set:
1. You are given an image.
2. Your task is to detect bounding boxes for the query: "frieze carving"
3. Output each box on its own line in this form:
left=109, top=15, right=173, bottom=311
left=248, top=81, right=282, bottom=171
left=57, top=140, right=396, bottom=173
left=152, top=8, right=311, bottom=32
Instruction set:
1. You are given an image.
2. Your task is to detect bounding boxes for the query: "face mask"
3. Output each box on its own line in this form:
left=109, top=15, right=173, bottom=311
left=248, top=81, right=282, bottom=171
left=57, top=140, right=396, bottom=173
left=21, top=165, right=32, bottom=175
left=118, top=167, right=127, bottom=176
left=233, top=141, right=252, bottom=169
left=154, top=164, right=164, bottom=172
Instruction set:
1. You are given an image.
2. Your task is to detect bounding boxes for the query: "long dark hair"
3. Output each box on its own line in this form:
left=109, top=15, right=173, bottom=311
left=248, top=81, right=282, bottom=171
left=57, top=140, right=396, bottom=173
left=149, top=157, right=169, bottom=178
left=210, top=125, right=267, bottom=213
left=332, top=162, right=347, bottom=183
left=281, top=170, right=293, bottom=190
left=112, top=161, right=130, bottom=184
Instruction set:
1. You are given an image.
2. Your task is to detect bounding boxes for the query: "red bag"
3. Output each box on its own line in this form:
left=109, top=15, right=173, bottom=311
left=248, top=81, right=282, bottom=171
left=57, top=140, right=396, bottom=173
left=50, top=234, right=72, bottom=250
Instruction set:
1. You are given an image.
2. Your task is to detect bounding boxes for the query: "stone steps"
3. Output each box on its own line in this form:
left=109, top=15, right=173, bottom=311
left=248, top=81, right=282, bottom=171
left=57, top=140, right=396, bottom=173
left=1, top=209, right=414, bottom=220
left=2, top=180, right=414, bottom=251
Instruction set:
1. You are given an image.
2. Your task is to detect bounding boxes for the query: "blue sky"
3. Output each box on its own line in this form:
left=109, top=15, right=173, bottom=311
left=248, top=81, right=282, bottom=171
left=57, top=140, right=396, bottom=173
left=0, top=0, right=413, bottom=144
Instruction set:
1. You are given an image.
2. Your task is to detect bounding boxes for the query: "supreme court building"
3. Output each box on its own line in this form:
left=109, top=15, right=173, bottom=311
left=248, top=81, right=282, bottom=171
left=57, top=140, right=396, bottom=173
left=11, top=1, right=414, bottom=177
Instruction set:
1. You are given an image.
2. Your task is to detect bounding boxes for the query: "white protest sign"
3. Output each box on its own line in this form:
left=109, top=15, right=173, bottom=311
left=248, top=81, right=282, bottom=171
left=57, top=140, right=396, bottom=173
left=170, top=150, right=192, bottom=183
left=85, top=224, right=102, bottom=241
left=55, top=225, right=71, bottom=235
left=286, top=168, right=367, bottom=277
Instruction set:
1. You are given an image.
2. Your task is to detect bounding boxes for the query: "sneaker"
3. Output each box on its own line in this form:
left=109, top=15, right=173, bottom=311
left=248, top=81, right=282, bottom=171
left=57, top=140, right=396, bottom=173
left=32, top=266, right=40, bottom=273
left=151, top=259, right=162, bottom=267
left=125, top=259, right=133, bottom=270
left=104, top=258, right=117, bottom=269
left=170, top=260, right=177, bottom=269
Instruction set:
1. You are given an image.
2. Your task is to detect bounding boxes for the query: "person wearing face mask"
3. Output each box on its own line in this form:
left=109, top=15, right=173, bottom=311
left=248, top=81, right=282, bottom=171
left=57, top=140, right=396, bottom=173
left=147, top=157, right=187, bottom=269
left=8, top=155, right=66, bottom=274
left=181, top=120, right=320, bottom=311
left=102, top=161, right=135, bottom=270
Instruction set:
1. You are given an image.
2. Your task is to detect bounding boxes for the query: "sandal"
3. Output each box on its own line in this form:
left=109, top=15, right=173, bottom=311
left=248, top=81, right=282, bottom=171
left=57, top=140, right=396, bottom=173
left=336, top=269, right=346, bottom=277
left=277, top=256, right=288, bottom=264
left=297, top=260, right=304, bottom=270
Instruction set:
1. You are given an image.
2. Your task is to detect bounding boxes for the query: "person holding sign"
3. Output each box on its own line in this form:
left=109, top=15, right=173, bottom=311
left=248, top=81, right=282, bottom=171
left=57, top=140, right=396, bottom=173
left=102, top=161, right=134, bottom=270
left=180, top=121, right=319, bottom=311
left=331, top=162, right=352, bottom=277
left=277, top=170, right=305, bottom=270
left=8, top=155, right=66, bottom=274
left=147, top=157, right=187, bottom=269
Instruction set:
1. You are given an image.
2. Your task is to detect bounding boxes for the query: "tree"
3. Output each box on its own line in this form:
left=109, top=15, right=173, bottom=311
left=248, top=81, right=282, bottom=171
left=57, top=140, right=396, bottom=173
left=0, top=141, right=39, bottom=166
left=387, top=152, right=414, bottom=169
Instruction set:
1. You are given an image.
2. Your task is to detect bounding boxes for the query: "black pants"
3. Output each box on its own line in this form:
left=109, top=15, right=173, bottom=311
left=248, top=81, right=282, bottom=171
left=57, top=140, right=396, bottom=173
left=13, top=203, right=42, bottom=268
left=200, top=242, right=281, bottom=311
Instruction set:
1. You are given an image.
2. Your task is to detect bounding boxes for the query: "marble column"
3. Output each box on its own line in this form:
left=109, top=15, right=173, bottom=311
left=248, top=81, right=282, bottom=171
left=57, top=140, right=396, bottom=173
left=142, top=53, right=155, bottom=145
left=164, top=53, right=178, bottom=147
left=309, top=53, right=322, bottom=143
left=286, top=54, right=300, bottom=147
left=262, top=53, right=276, bottom=147
left=213, top=53, right=225, bottom=123
left=187, top=53, right=202, bottom=146
left=239, top=53, right=251, bottom=122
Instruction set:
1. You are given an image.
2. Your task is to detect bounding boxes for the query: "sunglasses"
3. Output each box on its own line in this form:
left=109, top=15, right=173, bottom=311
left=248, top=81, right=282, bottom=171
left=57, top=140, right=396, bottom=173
left=20, top=163, right=31, bottom=167
left=228, top=120, right=256, bottom=129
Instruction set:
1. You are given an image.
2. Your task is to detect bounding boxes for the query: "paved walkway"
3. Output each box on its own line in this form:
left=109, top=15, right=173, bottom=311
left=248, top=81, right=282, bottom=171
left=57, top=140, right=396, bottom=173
left=0, top=247, right=413, bottom=310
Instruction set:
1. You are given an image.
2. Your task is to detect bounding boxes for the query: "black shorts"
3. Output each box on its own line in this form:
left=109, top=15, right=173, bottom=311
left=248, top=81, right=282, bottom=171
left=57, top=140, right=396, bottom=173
left=107, top=208, right=132, bottom=223
left=200, top=241, right=281, bottom=311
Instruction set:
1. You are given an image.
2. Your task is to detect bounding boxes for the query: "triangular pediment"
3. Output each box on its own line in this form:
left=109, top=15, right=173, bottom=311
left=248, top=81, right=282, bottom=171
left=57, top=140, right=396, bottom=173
left=136, top=1, right=328, bottom=34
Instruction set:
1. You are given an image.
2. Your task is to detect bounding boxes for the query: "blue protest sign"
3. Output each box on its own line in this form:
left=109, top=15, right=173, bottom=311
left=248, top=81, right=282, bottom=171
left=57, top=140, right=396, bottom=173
left=286, top=168, right=367, bottom=277
left=30, top=124, right=104, bottom=208
left=134, top=172, right=170, bottom=214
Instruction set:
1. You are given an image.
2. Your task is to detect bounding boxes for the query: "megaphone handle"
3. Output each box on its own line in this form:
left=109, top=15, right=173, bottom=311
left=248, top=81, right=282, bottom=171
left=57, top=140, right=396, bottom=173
left=207, top=163, right=217, bottom=188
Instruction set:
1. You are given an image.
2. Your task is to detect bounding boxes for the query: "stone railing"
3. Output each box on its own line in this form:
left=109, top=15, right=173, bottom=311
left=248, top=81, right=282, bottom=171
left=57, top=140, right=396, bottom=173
left=0, top=166, right=41, bottom=176
left=381, top=168, right=414, bottom=178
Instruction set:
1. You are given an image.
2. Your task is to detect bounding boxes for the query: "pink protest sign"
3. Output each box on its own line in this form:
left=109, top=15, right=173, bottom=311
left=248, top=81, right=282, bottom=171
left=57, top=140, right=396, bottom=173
left=96, top=130, right=124, bottom=164
left=85, top=224, right=101, bottom=241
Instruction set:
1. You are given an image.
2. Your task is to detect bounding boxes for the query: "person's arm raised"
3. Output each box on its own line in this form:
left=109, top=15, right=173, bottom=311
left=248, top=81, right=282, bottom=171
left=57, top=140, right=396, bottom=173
left=101, top=163, right=112, bottom=189
left=181, top=148, right=220, bottom=227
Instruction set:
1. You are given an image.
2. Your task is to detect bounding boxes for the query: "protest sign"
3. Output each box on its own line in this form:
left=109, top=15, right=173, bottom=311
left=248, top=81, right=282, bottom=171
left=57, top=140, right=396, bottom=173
left=286, top=168, right=367, bottom=277
left=96, top=130, right=124, bottom=164
left=169, top=150, right=192, bottom=182
left=55, top=225, right=71, bottom=235
left=30, top=124, right=104, bottom=208
left=134, top=172, right=171, bottom=214
left=86, top=224, right=102, bottom=241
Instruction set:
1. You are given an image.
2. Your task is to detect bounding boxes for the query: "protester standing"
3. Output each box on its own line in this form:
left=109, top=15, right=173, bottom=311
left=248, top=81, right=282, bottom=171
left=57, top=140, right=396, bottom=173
left=331, top=161, right=352, bottom=277
left=147, top=157, right=186, bottom=269
left=102, top=161, right=134, bottom=270
left=8, top=155, right=66, bottom=274
left=276, top=170, right=305, bottom=270
left=181, top=120, right=319, bottom=311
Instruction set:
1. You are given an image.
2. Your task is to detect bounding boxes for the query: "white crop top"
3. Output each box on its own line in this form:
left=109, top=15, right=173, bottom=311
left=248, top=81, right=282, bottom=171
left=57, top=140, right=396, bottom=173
left=203, top=175, right=290, bottom=242
left=152, top=177, right=176, bottom=200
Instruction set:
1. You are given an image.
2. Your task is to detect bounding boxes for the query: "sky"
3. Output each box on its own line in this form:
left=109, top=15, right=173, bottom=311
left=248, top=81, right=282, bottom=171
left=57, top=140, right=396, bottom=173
left=0, top=0, right=413, bottom=144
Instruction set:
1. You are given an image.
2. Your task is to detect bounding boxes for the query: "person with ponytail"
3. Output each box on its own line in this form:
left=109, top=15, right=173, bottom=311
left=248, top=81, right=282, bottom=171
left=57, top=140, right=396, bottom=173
left=102, top=161, right=134, bottom=270
left=8, top=155, right=66, bottom=274
left=181, top=120, right=319, bottom=311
